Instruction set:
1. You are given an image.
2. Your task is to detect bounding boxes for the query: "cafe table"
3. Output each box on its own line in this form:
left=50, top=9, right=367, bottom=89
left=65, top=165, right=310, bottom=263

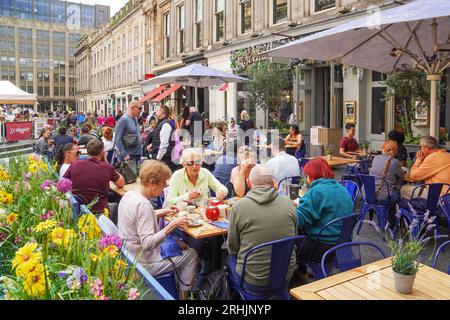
left=290, top=258, right=450, bottom=300
left=165, top=207, right=229, bottom=270
left=347, top=150, right=368, bottom=157
left=110, top=179, right=141, bottom=197
left=308, top=156, right=360, bottom=167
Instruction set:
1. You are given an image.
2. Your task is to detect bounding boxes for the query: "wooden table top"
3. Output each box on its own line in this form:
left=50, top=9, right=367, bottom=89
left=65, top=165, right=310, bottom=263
left=308, top=156, right=360, bottom=167
left=290, top=258, right=450, bottom=300
left=164, top=208, right=228, bottom=239
left=110, top=179, right=141, bottom=197
left=347, top=150, right=368, bottom=157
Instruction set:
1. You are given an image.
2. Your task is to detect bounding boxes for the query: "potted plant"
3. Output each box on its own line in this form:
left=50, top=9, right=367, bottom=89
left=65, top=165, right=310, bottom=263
left=386, top=212, right=438, bottom=294
left=360, top=141, right=369, bottom=154
left=442, top=131, right=450, bottom=148
left=324, top=145, right=333, bottom=160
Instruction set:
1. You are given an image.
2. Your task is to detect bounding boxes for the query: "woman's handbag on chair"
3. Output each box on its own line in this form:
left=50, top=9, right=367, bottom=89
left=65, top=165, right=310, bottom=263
left=115, top=160, right=137, bottom=184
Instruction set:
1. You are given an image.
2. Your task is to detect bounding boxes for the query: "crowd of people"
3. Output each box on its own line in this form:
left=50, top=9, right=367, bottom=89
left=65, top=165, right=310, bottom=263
left=30, top=99, right=450, bottom=299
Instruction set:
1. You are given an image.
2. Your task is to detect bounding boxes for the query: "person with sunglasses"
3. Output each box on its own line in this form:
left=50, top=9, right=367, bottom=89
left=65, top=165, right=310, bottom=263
left=167, top=148, right=228, bottom=206
left=114, top=100, right=143, bottom=165
left=57, top=143, right=79, bottom=179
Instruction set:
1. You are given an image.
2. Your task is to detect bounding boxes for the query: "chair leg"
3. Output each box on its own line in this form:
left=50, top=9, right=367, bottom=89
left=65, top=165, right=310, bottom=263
left=356, top=204, right=368, bottom=235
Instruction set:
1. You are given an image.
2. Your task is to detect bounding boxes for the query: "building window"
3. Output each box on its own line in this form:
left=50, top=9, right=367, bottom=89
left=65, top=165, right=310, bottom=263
left=122, top=34, right=126, bottom=56
left=273, top=0, right=287, bottom=24
left=214, top=0, right=224, bottom=42
left=134, top=56, right=138, bottom=83
left=134, top=26, right=139, bottom=48
left=81, top=4, right=95, bottom=28
left=128, top=30, right=132, bottom=51
left=163, top=12, right=170, bottom=59
left=371, top=87, right=386, bottom=135
left=36, top=0, right=50, bottom=22
left=314, top=0, right=336, bottom=12
left=98, top=10, right=104, bottom=21
left=177, top=4, right=185, bottom=54
left=194, top=0, right=202, bottom=48
left=127, top=60, right=132, bottom=84
left=240, top=0, right=252, bottom=34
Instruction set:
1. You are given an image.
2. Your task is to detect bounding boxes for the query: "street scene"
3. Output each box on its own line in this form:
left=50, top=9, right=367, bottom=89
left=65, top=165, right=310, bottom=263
left=0, top=0, right=449, bottom=304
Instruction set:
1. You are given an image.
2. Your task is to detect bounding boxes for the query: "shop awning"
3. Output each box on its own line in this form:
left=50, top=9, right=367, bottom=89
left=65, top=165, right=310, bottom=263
left=152, top=84, right=183, bottom=103
left=140, top=84, right=168, bottom=103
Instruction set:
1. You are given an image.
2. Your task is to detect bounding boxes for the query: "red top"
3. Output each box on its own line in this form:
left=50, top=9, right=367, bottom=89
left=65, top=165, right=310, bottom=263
left=339, top=136, right=359, bottom=152
left=105, top=116, right=116, bottom=127
left=64, top=158, right=120, bottom=213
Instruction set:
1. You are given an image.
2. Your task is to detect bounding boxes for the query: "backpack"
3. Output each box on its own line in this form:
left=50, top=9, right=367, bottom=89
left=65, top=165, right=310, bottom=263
left=198, top=268, right=232, bottom=300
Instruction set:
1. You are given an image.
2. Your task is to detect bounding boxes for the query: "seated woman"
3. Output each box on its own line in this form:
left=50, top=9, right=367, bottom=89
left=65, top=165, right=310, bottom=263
left=369, top=140, right=404, bottom=225
left=101, top=126, right=115, bottom=164
left=167, top=148, right=228, bottom=206
left=284, top=124, right=305, bottom=157
left=388, top=130, right=408, bottom=167
left=204, top=124, right=226, bottom=166
left=296, top=158, right=353, bottom=282
left=118, top=160, right=198, bottom=299
left=230, top=146, right=257, bottom=197
left=57, top=143, right=79, bottom=179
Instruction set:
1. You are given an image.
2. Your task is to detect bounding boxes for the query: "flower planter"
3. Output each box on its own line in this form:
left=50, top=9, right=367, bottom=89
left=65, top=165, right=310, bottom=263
left=327, top=154, right=332, bottom=161
left=392, top=269, right=416, bottom=294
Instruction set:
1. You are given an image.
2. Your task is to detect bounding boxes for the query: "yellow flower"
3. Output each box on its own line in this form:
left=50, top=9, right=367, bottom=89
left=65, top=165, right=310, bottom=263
left=28, top=163, right=38, bottom=173
left=33, top=219, right=57, bottom=233
left=104, top=208, right=109, bottom=217
left=51, top=228, right=76, bottom=247
left=89, top=253, right=100, bottom=262
left=23, top=263, right=48, bottom=298
left=78, top=214, right=101, bottom=240
left=12, top=242, right=42, bottom=277
left=114, top=259, right=127, bottom=277
left=0, top=167, right=9, bottom=180
left=6, top=213, right=18, bottom=225
left=102, top=245, right=119, bottom=259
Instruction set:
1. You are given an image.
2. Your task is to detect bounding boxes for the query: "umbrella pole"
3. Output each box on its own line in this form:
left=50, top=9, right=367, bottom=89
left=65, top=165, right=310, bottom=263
left=427, top=74, right=441, bottom=139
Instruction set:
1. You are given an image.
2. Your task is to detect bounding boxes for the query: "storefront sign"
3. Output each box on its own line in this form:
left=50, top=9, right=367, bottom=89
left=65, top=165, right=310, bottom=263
left=310, top=126, right=320, bottom=145
left=5, top=121, right=33, bottom=142
left=230, top=43, right=273, bottom=74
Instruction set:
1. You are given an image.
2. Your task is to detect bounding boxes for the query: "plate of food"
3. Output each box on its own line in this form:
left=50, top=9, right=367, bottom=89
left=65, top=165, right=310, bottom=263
left=187, top=214, right=204, bottom=227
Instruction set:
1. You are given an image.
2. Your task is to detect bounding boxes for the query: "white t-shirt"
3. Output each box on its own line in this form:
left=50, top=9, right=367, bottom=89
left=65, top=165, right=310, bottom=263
left=102, top=137, right=114, bottom=152
left=59, top=163, right=70, bottom=179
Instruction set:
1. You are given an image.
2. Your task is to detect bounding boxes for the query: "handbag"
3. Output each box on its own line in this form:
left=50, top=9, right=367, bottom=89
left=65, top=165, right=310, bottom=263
left=115, top=160, right=137, bottom=184
left=160, top=235, right=182, bottom=259
left=122, top=133, right=138, bottom=149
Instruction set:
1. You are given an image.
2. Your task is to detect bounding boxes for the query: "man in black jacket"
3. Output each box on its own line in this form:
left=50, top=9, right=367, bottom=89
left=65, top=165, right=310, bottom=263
left=151, top=105, right=176, bottom=172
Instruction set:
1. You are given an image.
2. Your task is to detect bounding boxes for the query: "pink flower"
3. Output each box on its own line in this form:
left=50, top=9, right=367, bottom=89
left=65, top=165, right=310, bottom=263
left=40, top=214, right=48, bottom=221
left=14, top=236, right=23, bottom=244
left=90, top=278, right=104, bottom=297
left=99, top=295, right=109, bottom=300
left=98, top=234, right=123, bottom=250
left=128, top=288, right=140, bottom=300
left=58, top=221, right=64, bottom=227
left=57, top=178, right=72, bottom=193
left=47, top=210, right=54, bottom=218
left=40, top=179, right=52, bottom=190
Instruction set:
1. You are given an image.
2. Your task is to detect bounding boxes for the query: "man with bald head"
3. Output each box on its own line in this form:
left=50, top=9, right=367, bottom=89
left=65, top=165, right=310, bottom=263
left=227, top=164, right=298, bottom=288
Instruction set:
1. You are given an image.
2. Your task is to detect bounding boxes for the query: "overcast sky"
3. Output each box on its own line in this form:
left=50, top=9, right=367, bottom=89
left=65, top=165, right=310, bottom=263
left=78, top=0, right=127, bottom=16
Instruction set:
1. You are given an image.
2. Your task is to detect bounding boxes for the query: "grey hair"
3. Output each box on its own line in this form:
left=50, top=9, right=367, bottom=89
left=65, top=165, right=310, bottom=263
left=249, top=165, right=273, bottom=187
left=420, top=136, right=439, bottom=149
left=181, top=147, right=203, bottom=164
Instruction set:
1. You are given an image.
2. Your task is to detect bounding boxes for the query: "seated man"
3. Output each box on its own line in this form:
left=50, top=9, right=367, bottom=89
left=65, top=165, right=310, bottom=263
left=227, top=165, right=298, bottom=288
left=167, top=148, right=228, bottom=206
left=267, top=138, right=301, bottom=193
left=53, top=127, right=74, bottom=148
left=402, top=136, right=450, bottom=199
left=64, top=139, right=125, bottom=214
left=339, top=124, right=359, bottom=159
left=77, top=125, right=97, bottom=146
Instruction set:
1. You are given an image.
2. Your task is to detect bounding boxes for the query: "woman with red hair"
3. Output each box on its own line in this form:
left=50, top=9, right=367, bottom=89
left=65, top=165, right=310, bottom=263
left=296, top=158, right=354, bottom=283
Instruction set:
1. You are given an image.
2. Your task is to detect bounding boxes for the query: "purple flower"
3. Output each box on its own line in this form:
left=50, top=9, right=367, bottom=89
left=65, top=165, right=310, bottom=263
left=0, top=232, right=6, bottom=242
left=426, top=224, right=436, bottom=232
left=40, top=213, right=49, bottom=221
left=409, top=219, right=419, bottom=230
left=57, top=178, right=72, bottom=193
left=14, top=236, right=23, bottom=244
left=47, top=210, right=54, bottom=218
left=66, top=267, right=88, bottom=290
left=98, top=234, right=123, bottom=250
left=40, top=179, right=52, bottom=190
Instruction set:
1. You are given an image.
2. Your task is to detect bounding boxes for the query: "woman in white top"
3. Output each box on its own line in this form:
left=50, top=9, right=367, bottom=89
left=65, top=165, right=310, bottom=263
left=57, top=143, right=79, bottom=179
left=117, top=160, right=198, bottom=299
left=101, top=126, right=115, bottom=163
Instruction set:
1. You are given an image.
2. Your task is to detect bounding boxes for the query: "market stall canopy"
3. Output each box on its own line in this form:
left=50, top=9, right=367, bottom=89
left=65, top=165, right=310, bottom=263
left=266, top=0, right=450, bottom=138
left=139, top=63, right=248, bottom=88
left=0, top=81, right=37, bottom=105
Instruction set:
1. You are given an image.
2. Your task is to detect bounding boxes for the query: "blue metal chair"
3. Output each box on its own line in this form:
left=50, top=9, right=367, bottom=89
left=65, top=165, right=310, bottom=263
left=300, top=213, right=361, bottom=280
left=432, top=240, right=450, bottom=275
left=339, top=180, right=360, bottom=206
left=356, top=174, right=396, bottom=239
left=321, top=241, right=387, bottom=277
left=440, top=194, right=450, bottom=229
left=298, top=158, right=309, bottom=178
left=295, top=149, right=306, bottom=159
left=224, top=181, right=235, bottom=199
left=397, top=183, right=450, bottom=238
left=228, top=235, right=307, bottom=300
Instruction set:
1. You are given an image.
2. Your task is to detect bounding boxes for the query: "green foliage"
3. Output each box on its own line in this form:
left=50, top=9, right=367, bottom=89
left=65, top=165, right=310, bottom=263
left=244, top=61, right=293, bottom=111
